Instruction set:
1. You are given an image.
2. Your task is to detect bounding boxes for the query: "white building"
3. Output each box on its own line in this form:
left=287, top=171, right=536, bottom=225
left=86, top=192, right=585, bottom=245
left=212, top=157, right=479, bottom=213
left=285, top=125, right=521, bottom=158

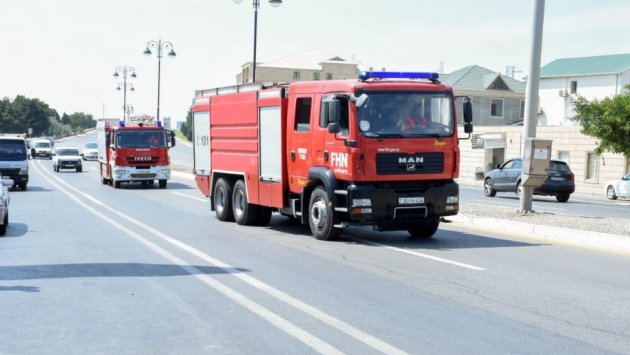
left=539, top=53, right=630, bottom=126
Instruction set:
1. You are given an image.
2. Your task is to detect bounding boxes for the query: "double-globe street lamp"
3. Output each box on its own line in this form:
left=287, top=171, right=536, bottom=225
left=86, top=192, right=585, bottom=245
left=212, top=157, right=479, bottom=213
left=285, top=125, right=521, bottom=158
left=143, top=39, right=176, bottom=124
left=233, top=0, right=282, bottom=83
left=113, top=66, right=136, bottom=123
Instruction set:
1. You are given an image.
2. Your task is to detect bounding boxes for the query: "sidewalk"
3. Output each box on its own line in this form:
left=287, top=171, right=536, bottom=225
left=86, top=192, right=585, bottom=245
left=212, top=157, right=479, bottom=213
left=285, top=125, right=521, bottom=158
left=456, top=176, right=604, bottom=199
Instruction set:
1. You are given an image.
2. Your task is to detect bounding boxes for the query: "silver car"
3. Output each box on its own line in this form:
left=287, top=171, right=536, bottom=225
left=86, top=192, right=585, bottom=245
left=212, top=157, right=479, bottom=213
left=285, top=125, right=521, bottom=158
left=605, top=173, right=630, bottom=200
left=82, top=142, right=98, bottom=160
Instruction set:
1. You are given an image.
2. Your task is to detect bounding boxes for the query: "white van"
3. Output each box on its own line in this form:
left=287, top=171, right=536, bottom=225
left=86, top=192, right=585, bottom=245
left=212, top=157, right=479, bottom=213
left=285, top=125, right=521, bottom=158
left=0, top=135, right=29, bottom=190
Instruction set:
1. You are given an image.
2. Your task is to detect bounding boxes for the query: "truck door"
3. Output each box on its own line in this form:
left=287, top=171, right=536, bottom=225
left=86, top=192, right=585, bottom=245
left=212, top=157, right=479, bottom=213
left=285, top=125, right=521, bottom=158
left=287, top=96, right=315, bottom=194
left=318, top=95, right=352, bottom=178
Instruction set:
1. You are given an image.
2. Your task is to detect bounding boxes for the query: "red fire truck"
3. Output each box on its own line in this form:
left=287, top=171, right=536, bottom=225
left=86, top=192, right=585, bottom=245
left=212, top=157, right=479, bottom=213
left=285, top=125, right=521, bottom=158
left=97, top=118, right=176, bottom=189
left=192, top=71, right=472, bottom=240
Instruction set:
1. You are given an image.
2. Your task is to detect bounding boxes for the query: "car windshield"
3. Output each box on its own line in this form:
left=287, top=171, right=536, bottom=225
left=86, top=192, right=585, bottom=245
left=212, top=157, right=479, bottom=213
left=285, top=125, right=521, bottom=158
left=549, top=161, right=570, bottom=172
left=34, top=141, right=51, bottom=148
left=116, top=130, right=166, bottom=148
left=85, top=143, right=97, bottom=149
left=57, top=149, right=80, bottom=156
left=356, top=91, right=454, bottom=138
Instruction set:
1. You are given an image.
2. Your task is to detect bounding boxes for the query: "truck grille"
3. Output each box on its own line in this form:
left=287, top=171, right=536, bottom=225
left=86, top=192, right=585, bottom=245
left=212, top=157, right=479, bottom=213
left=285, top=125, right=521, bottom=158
left=126, top=156, right=159, bottom=165
left=376, top=152, right=444, bottom=175
left=0, top=168, right=20, bottom=176
left=130, top=173, right=157, bottom=179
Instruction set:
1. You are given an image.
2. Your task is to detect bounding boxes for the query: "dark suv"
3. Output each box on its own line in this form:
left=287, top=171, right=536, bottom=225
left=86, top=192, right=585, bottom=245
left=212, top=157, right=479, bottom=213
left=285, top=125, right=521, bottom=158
left=483, top=158, right=575, bottom=202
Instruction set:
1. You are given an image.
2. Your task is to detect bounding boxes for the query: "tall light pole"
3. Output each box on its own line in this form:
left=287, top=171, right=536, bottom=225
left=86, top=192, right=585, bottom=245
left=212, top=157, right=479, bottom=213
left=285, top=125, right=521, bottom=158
left=233, top=0, right=282, bottom=83
left=113, top=66, right=136, bottom=123
left=143, top=39, right=176, bottom=124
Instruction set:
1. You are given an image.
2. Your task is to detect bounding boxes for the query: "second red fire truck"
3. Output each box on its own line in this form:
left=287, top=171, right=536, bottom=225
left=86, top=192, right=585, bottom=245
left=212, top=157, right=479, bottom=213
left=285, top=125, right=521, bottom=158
left=192, top=71, right=472, bottom=240
left=97, top=118, right=176, bottom=189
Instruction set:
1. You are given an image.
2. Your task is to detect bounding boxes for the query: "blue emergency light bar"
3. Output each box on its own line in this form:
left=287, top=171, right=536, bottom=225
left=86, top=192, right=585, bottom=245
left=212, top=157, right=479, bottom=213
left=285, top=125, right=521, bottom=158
left=358, top=71, right=440, bottom=82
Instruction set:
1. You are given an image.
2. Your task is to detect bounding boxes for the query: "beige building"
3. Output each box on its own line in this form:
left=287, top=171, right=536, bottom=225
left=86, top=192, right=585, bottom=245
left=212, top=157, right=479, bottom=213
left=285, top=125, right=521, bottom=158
left=236, top=49, right=359, bottom=85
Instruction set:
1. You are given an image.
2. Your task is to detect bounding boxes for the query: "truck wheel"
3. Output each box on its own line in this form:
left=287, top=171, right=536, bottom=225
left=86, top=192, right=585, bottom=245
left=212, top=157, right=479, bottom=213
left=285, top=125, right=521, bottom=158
left=158, top=180, right=167, bottom=189
left=114, top=181, right=121, bottom=189
left=408, top=217, right=440, bottom=239
left=232, top=180, right=259, bottom=225
left=483, top=178, right=496, bottom=197
left=214, top=178, right=234, bottom=222
left=101, top=175, right=108, bottom=185
left=18, top=183, right=27, bottom=191
left=308, top=186, right=341, bottom=240
left=0, top=212, right=7, bottom=235
left=255, top=207, right=272, bottom=226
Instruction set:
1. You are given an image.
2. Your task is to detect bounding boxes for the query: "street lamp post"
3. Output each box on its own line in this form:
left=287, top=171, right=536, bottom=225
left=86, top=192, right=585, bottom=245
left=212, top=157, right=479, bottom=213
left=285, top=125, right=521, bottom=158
left=143, top=39, right=176, bottom=124
left=233, top=0, right=282, bottom=83
left=113, top=66, right=136, bottom=123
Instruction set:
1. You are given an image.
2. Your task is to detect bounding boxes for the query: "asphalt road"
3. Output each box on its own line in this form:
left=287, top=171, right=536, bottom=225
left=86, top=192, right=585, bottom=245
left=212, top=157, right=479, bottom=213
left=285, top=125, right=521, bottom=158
left=1, top=134, right=629, bottom=354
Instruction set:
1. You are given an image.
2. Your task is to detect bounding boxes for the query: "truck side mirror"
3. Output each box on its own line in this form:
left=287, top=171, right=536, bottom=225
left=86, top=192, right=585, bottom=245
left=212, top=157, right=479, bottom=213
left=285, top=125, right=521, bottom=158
left=463, top=100, right=473, bottom=123
left=327, top=122, right=341, bottom=134
left=169, top=131, right=176, bottom=147
left=328, top=100, right=340, bottom=124
left=464, top=122, right=473, bottom=134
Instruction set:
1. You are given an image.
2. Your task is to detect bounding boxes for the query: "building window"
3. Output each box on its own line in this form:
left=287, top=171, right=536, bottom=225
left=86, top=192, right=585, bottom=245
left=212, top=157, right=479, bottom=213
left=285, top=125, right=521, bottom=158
left=294, top=98, right=311, bottom=132
left=313, top=72, right=320, bottom=80
left=293, top=71, right=301, bottom=80
left=586, top=152, right=599, bottom=180
left=490, top=99, right=504, bottom=118
left=570, top=80, right=577, bottom=94
left=520, top=100, right=525, bottom=119
left=325, top=73, right=333, bottom=80
left=558, top=151, right=570, bottom=165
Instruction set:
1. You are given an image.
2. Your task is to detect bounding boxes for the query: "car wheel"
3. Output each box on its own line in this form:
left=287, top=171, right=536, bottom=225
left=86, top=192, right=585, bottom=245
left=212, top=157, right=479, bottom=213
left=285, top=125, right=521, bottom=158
left=213, top=178, right=234, bottom=222
left=18, top=183, right=27, bottom=191
left=158, top=180, right=167, bottom=189
left=516, top=182, right=522, bottom=198
left=607, top=186, right=617, bottom=200
left=556, top=194, right=570, bottom=203
left=308, top=186, right=341, bottom=240
left=408, top=217, right=440, bottom=239
left=484, top=178, right=496, bottom=197
left=76, top=167, right=82, bottom=173
left=232, top=180, right=259, bottom=226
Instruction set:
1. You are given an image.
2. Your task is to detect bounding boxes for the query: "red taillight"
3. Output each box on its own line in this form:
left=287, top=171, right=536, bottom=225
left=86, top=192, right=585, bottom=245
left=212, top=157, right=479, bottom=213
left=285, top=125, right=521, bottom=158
left=567, top=173, right=575, bottom=181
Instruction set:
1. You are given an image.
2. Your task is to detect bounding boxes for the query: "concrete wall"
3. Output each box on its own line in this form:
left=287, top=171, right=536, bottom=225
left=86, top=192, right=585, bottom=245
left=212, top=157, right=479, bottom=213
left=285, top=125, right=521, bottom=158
left=459, top=125, right=629, bottom=193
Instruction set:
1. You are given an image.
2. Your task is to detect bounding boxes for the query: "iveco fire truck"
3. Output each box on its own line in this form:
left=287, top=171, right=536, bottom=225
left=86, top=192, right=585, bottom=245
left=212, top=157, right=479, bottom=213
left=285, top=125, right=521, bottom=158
left=192, top=71, right=472, bottom=240
left=97, top=118, right=176, bottom=189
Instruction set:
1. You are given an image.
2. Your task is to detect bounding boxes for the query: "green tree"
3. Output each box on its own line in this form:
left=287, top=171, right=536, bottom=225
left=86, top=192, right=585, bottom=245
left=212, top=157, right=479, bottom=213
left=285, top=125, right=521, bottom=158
left=180, top=107, right=193, bottom=141
left=0, top=96, right=52, bottom=136
left=66, top=112, right=95, bottom=135
left=571, top=85, right=630, bottom=156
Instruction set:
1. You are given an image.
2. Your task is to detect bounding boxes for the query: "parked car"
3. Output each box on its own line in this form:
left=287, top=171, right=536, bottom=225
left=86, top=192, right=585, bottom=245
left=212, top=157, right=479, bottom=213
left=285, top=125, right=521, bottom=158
left=30, top=139, right=53, bottom=159
left=605, top=173, right=630, bottom=200
left=82, top=142, right=98, bottom=160
left=483, top=158, right=575, bottom=202
left=52, top=147, right=83, bottom=172
left=0, top=177, right=11, bottom=235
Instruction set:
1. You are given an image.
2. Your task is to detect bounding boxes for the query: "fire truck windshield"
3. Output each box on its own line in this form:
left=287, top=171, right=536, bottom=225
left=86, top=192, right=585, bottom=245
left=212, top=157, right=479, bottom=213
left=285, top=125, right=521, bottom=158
left=116, top=130, right=166, bottom=148
left=356, top=91, right=454, bottom=138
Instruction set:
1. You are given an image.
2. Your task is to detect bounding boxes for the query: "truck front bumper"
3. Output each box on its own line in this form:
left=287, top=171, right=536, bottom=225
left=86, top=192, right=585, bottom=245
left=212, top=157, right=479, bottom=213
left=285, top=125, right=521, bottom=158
left=343, top=181, right=459, bottom=230
left=111, top=165, right=171, bottom=182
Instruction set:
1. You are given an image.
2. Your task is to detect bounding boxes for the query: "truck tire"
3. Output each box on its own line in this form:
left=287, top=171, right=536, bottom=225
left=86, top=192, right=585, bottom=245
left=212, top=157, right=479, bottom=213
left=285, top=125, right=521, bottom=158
left=232, top=180, right=259, bottom=225
left=158, top=180, right=167, bottom=189
left=114, top=180, right=121, bottom=189
left=101, top=175, right=109, bottom=185
left=255, top=207, right=272, bottom=226
left=18, top=183, right=27, bottom=191
left=408, top=217, right=440, bottom=239
left=0, top=212, right=7, bottom=235
left=308, top=186, right=341, bottom=240
left=214, top=178, right=234, bottom=222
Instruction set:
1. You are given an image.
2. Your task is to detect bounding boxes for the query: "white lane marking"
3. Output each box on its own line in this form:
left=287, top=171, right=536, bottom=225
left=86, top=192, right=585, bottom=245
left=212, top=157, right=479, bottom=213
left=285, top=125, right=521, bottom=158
left=172, top=191, right=207, bottom=203
left=35, top=160, right=408, bottom=355
left=33, top=161, right=344, bottom=355
left=351, top=237, right=485, bottom=271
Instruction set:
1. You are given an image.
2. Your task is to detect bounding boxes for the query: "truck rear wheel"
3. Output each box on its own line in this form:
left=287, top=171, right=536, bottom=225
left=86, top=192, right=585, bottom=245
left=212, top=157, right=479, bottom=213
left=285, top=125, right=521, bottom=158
left=158, top=180, right=167, bottom=189
left=308, top=186, right=341, bottom=240
left=232, top=180, right=259, bottom=225
left=0, top=212, right=7, bottom=235
left=408, top=217, right=440, bottom=239
left=114, top=181, right=121, bottom=189
left=214, top=178, right=234, bottom=222
left=255, top=207, right=272, bottom=226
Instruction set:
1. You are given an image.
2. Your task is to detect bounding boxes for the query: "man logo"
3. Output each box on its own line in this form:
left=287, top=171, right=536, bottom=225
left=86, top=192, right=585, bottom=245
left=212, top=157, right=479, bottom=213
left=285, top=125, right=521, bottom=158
left=398, top=156, right=424, bottom=164
left=407, top=164, right=416, bottom=171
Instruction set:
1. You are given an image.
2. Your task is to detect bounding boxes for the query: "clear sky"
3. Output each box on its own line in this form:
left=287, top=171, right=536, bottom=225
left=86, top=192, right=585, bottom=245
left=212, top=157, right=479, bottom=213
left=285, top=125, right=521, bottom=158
left=1, top=0, right=629, bottom=125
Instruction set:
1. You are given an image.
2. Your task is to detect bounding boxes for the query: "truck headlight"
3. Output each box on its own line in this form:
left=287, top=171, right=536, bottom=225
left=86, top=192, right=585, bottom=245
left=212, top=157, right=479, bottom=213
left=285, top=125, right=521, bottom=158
left=446, top=196, right=459, bottom=204
left=19, top=167, right=28, bottom=175
left=352, top=198, right=371, bottom=207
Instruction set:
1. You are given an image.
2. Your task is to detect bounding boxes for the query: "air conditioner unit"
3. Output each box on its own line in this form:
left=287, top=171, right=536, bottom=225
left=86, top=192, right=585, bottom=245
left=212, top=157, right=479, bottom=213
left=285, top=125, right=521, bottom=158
left=558, top=90, right=567, bottom=97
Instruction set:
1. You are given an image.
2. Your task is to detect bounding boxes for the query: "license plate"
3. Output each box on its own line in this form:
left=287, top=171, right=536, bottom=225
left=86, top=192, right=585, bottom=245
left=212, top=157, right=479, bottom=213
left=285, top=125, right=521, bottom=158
left=398, top=197, right=424, bottom=204
left=551, top=177, right=563, bottom=181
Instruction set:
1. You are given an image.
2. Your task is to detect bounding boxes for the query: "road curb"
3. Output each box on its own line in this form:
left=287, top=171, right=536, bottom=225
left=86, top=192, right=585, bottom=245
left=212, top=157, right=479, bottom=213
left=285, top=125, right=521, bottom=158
left=450, top=214, right=630, bottom=253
